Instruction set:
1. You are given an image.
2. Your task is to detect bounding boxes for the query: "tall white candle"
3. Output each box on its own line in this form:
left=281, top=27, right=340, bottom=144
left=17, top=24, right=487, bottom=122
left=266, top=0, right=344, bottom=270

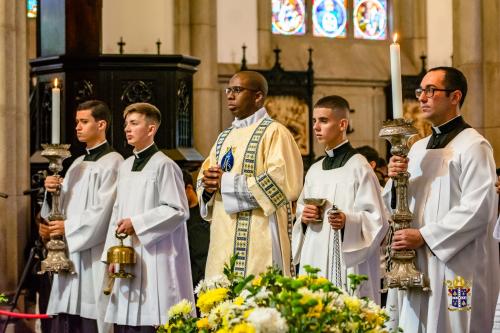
left=51, top=78, right=61, bottom=144
left=390, top=33, right=403, bottom=119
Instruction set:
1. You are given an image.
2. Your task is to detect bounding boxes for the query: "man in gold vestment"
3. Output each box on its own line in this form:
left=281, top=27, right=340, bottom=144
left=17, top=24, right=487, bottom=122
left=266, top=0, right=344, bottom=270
left=197, top=71, right=303, bottom=278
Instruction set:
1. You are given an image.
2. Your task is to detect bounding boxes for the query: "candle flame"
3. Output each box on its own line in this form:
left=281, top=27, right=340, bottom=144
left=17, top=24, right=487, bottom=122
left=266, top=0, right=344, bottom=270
left=54, top=78, right=58, bottom=88
left=393, top=33, right=398, bottom=43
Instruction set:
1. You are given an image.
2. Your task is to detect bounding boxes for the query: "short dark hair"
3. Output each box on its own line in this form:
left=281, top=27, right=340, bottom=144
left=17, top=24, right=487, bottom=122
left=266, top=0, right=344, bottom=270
left=377, top=157, right=387, bottom=168
left=182, top=169, right=193, bottom=188
left=123, top=103, right=161, bottom=125
left=314, top=95, right=350, bottom=113
left=76, top=100, right=112, bottom=129
left=357, top=145, right=379, bottom=163
left=427, top=66, right=468, bottom=108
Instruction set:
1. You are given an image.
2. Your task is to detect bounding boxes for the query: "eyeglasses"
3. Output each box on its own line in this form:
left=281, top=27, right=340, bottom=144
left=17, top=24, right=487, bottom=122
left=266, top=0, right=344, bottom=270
left=224, top=86, right=258, bottom=95
left=415, top=86, right=455, bottom=99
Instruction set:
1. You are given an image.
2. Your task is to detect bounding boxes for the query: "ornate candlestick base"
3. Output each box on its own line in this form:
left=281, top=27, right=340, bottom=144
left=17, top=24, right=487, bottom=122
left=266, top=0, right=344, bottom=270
left=379, top=119, right=429, bottom=291
left=39, top=144, right=75, bottom=275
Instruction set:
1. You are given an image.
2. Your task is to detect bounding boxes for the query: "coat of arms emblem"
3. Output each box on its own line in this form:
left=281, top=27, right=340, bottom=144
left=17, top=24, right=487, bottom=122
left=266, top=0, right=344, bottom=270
left=445, top=276, right=472, bottom=311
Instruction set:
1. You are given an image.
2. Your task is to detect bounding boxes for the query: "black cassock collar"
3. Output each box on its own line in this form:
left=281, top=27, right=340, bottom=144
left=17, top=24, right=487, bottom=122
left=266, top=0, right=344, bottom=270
left=322, top=141, right=358, bottom=170
left=427, top=116, right=470, bottom=149
left=84, top=141, right=114, bottom=162
left=132, top=143, right=159, bottom=172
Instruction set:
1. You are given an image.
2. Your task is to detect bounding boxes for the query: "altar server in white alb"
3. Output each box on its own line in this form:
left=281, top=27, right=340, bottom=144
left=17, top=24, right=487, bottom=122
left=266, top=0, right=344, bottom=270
left=292, top=95, right=388, bottom=303
left=385, top=67, right=500, bottom=333
left=101, top=103, right=193, bottom=333
left=42, top=100, right=123, bottom=333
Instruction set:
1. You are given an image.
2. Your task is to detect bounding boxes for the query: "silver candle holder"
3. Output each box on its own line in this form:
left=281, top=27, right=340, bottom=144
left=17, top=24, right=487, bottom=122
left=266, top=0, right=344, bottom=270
left=379, top=118, right=429, bottom=291
left=39, top=143, right=75, bottom=274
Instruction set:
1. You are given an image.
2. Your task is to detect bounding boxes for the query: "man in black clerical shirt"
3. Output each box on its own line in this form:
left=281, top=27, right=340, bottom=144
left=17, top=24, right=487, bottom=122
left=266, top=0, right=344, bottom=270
left=385, top=67, right=499, bottom=332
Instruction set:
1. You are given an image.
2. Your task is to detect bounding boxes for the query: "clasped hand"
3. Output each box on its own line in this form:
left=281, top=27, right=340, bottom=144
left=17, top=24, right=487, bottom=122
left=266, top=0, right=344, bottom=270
left=301, top=205, right=345, bottom=230
left=388, top=156, right=409, bottom=178
left=391, top=228, right=424, bottom=250
left=202, top=166, right=223, bottom=193
left=44, top=175, right=63, bottom=193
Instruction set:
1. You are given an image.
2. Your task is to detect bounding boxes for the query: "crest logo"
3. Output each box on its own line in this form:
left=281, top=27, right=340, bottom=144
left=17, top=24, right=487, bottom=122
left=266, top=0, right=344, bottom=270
left=221, top=147, right=235, bottom=172
left=445, top=276, right=471, bottom=312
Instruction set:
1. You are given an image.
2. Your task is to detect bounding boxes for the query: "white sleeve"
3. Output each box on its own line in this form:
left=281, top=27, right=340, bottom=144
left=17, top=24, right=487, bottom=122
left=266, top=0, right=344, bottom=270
left=220, top=173, right=260, bottom=214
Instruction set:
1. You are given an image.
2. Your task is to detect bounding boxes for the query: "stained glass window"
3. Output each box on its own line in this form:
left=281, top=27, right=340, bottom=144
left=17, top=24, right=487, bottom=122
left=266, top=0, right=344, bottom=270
left=312, top=0, right=347, bottom=38
left=27, top=0, right=37, bottom=18
left=353, top=0, right=387, bottom=40
left=272, top=0, right=306, bottom=35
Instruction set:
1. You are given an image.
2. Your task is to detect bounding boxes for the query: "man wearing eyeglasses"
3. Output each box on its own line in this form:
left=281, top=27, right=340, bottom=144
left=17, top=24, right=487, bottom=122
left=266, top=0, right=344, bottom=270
left=384, top=67, right=499, bottom=333
left=196, top=71, right=303, bottom=279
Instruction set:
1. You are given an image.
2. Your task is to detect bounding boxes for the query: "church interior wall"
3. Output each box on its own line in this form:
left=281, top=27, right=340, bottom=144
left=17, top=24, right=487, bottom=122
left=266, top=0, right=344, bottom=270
left=102, top=0, right=174, bottom=54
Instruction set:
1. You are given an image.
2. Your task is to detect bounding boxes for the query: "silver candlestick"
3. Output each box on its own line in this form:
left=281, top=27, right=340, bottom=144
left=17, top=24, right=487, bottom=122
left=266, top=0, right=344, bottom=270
left=379, top=118, right=429, bottom=291
left=39, top=143, right=75, bottom=274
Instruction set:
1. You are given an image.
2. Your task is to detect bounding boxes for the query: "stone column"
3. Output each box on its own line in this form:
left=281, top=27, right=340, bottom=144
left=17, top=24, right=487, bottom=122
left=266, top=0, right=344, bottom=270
left=174, top=0, right=190, bottom=55
left=453, top=0, right=484, bottom=131
left=0, top=0, right=30, bottom=292
left=453, top=0, right=500, bottom=164
left=257, top=0, right=272, bottom=68
left=190, top=0, right=220, bottom=157
left=393, top=0, right=427, bottom=72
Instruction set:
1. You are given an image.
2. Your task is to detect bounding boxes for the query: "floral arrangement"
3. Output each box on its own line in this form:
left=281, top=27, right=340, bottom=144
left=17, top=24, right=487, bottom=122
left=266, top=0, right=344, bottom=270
left=0, top=293, right=7, bottom=304
left=158, top=257, right=388, bottom=333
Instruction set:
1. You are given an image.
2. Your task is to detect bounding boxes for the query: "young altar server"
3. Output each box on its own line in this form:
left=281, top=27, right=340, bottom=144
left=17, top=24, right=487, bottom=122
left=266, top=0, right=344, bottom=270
left=42, top=100, right=123, bottom=333
left=292, top=95, right=388, bottom=303
left=101, top=102, right=193, bottom=333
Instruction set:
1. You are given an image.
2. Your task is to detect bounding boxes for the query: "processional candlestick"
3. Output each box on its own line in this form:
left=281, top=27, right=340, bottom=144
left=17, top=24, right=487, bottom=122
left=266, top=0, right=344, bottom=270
left=39, top=144, right=75, bottom=274
left=379, top=119, right=429, bottom=291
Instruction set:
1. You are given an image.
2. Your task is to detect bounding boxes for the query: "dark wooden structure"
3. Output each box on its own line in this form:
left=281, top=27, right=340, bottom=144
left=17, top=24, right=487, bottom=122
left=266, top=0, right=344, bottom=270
left=30, top=55, right=200, bottom=160
left=31, top=0, right=201, bottom=165
left=240, top=47, right=315, bottom=168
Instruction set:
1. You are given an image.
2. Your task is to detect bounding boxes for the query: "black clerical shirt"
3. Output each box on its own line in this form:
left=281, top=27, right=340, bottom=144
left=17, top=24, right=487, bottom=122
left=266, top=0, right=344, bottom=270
left=132, top=143, right=159, bottom=172
left=83, top=141, right=115, bottom=162
left=322, top=141, right=358, bottom=170
left=426, top=115, right=471, bottom=150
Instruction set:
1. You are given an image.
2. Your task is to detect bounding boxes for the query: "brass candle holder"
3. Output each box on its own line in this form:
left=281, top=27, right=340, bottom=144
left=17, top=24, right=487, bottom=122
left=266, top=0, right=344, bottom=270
left=379, top=119, right=429, bottom=291
left=39, top=143, right=75, bottom=274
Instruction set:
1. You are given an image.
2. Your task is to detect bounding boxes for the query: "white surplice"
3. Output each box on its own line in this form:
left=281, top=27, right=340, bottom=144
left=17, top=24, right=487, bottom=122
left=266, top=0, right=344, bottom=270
left=101, top=152, right=193, bottom=327
left=383, top=128, right=500, bottom=333
left=292, top=154, right=388, bottom=303
left=42, top=150, right=123, bottom=333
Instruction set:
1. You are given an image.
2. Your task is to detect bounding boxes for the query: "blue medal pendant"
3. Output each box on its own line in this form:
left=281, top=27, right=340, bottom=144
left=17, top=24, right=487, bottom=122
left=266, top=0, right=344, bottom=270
left=220, top=147, right=234, bottom=172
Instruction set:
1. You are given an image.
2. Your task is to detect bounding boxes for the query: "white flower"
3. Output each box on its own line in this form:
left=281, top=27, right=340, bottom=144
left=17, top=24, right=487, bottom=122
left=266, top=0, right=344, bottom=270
left=167, top=299, right=193, bottom=318
left=253, top=287, right=271, bottom=301
left=194, top=275, right=231, bottom=295
left=247, top=307, right=288, bottom=333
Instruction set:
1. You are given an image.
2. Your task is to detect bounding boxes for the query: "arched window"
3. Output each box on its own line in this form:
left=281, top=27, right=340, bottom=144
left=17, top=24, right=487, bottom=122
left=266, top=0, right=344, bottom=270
left=272, top=0, right=389, bottom=40
left=28, top=0, right=37, bottom=18
left=312, top=0, right=347, bottom=38
left=353, top=0, right=387, bottom=40
left=272, top=0, right=307, bottom=35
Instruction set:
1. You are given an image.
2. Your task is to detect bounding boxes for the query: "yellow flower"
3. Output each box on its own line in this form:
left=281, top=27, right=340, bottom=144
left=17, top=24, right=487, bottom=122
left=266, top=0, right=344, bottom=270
left=344, top=296, right=361, bottom=312
left=307, top=301, right=324, bottom=318
left=243, top=309, right=254, bottom=319
left=167, top=299, right=193, bottom=318
left=314, top=277, right=329, bottom=285
left=197, top=288, right=229, bottom=314
left=197, top=317, right=210, bottom=329
left=234, top=296, right=245, bottom=306
left=252, top=276, right=262, bottom=286
left=231, top=322, right=256, bottom=333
